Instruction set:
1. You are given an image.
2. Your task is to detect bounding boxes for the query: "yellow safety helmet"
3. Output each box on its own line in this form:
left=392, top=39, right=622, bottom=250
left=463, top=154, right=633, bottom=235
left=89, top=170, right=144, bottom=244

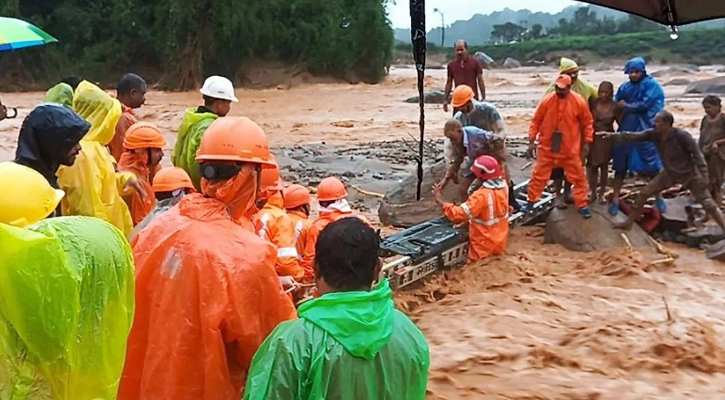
left=0, top=162, right=65, bottom=227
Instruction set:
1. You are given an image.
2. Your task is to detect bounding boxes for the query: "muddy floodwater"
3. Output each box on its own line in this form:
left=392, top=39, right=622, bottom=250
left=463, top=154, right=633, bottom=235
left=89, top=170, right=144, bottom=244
left=2, top=65, right=725, bottom=398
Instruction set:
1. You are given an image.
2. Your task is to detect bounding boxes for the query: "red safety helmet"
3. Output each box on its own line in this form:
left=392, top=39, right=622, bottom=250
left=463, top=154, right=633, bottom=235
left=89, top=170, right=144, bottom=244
left=471, top=155, right=502, bottom=180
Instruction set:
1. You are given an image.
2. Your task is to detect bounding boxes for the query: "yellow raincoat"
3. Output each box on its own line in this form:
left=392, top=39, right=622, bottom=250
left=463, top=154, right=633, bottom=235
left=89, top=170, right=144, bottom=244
left=544, top=57, right=598, bottom=102
left=57, top=81, right=135, bottom=236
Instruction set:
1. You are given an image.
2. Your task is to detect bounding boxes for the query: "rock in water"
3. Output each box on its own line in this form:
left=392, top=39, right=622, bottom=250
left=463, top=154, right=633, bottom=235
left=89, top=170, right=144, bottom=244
left=544, top=203, right=652, bottom=252
left=503, top=57, right=522, bottom=69
left=473, top=51, right=494, bottom=68
left=664, top=78, right=691, bottom=86
left=403, top=90, right=447, bottom=104
left=379, top=160, right=465, bottom=227
left=685, top=76, right=725, bottom=94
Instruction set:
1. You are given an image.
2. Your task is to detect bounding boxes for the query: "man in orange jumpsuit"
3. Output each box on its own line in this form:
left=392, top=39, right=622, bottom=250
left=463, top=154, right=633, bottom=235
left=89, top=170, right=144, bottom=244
left=524, top=74, right=594, bottom=219
left=253, top=162, right=305, bottom=281
left=118, top=122, right=166, bottom=225
left=118, top=117, right=297, bottom=400
left=301, top=177, right=368, bottom=275
left=433, top=155, right=509, bottom=261
left=283, top=183, right=313, bottom=279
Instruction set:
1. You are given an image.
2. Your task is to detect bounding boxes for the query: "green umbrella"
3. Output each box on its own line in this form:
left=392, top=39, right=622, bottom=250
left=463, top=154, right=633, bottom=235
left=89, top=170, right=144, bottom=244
left=0, top=17, right=58, bottom=52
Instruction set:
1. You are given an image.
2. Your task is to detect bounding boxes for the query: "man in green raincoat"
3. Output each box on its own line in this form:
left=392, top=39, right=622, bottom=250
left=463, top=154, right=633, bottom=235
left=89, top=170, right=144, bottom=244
left=44, top=76, right=82, bottom=108
left=172, top=75, right=238, bottom=190
left=243, top=217, right=430, bottom=400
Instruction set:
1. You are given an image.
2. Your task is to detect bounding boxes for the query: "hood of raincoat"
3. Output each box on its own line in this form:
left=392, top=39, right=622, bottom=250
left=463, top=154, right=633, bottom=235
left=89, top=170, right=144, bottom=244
left=624, top=57, right=647, bottom=75
left=172, top=108, right=219, bottom=190
left=73, top=80, right=122, bottom=145
left=298, top=279, right=394, bottom=360
left=201, top=163, right=260, bottom=223
left=44, top=82, right=74, bottom=108
left=559, top=57, right=579, bottom=73
left=14, top=104, right=90, bottom=188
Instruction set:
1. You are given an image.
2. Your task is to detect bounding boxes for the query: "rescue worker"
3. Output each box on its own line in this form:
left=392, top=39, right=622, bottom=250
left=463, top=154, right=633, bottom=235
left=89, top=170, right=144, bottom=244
left=284, top=183, right=313, bottom=279
left=301, top=177, right=369, bottom=273
left=109, top=73, right=147, bottom=161
left=0, top=164, right=134, bottom=400
left=545, top=57, right=598, bottom=208
left=173, top=75, right=238, bottom=190
left=56, top=81, right=141, bottom=236
left=525, top=74, right=594, bottom=219
left=433, top=155, right=509, bottom=261
left=253, top=161, right=305, bottom=281
left=118, top=122, right=167, bottom=225
left=243, top=217, right=430, bottom=400
left=44, top=75, right=82, bottom=108
left=607, top=111, right=725, bottom=232
left=610, top=56, right=665, bottom=215
left=130, top=166, right=196, bottom=239
left=119, top=117, right=297, bottom=400
left=14, top=103, right=89, bottom=192
left=699, top=95, right=725, bottom=207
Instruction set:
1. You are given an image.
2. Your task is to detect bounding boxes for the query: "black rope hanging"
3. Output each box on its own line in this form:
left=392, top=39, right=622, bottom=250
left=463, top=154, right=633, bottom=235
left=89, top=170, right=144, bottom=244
left=410, top=0, right=426, bottom=201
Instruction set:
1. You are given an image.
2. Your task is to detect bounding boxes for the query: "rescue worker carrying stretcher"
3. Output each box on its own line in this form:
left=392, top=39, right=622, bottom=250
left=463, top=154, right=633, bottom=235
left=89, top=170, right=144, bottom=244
left=433, top=155, right=509, bottom=262
left=524, top=74, right=594, bottom=219
left=283, top=183, right=313, bottom=277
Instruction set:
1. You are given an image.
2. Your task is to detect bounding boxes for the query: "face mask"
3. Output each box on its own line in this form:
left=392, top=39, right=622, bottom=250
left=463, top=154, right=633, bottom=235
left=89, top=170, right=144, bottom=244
left=201, top=164, right=260, bottom=222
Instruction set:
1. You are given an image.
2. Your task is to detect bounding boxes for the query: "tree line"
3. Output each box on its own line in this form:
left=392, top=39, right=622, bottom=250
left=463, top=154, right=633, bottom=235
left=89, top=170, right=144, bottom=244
left=491, top=7, right=662, bottom=43
left=0, top=0, right=394, bottom=90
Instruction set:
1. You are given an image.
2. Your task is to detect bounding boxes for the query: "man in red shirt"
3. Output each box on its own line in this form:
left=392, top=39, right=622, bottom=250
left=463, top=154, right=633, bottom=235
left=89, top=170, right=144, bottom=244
left=444, top=40, right=486, bottom=114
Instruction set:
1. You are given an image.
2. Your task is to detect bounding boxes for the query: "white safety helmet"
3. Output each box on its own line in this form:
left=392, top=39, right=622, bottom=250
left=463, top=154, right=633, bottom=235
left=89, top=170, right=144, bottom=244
left=199, top=75, right=239, bottom=102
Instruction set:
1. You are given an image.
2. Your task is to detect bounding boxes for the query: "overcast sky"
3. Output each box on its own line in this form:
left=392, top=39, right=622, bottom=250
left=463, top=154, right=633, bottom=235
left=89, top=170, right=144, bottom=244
left=387, top=0, right=580, bottom=28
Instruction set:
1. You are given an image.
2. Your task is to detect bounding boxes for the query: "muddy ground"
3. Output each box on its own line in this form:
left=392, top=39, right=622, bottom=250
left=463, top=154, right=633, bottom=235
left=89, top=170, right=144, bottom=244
left=2, top=64, right=725, bottom=398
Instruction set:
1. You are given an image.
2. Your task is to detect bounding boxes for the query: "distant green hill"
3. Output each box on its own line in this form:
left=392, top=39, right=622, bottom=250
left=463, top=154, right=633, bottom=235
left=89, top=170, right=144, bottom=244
left=394, top=5, right=725, bottom=46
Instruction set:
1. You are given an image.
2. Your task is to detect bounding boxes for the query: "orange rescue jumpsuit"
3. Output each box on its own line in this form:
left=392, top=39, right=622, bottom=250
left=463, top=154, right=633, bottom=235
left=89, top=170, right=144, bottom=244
left=287, top=209, right=313, bottom=278
left=528, top=91, right=594, bottom=208
left=443, top=181, right=509, bottom=261
left=117, top=151, right=156, bottom=225
left=253, top=192, right=305, bottom=281
left=109, top=106, right=138, bottom=162
left=301, top=209, right=369, bottom=280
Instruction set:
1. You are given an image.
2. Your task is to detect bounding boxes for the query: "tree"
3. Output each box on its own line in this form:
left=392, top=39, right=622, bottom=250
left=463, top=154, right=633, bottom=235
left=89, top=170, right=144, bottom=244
left=491, top=22, right=525, bottom=43
left=531, top=23, right=543, bottom=39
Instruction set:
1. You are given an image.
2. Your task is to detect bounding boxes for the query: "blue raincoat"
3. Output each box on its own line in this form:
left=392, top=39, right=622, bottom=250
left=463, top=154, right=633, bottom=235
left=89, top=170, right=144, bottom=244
left=613, top=57, right=664, bottom=174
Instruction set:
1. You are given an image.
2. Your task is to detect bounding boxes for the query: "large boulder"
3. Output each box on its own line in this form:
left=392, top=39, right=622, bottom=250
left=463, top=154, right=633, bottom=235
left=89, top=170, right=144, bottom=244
left=544, top=203, right=652, bottom=252
left=503, top=57, right=522, bottom=69
left=651, top=65, right=699, bottom=78
left=473, top=51, right=494, bottom=68
left=664, top=78, right=691, bottom=86
left=685, top=76, right=725, bottom=94
left=404, top=89, right=447, bottom=104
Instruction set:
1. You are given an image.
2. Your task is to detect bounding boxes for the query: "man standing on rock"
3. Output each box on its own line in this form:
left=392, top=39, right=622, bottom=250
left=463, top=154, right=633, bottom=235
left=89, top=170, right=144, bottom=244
left=525, top=74, right=593, bottom=219
left=443, top=40, right=485, bottom=114
left=606, top=111, right=725, bottom=232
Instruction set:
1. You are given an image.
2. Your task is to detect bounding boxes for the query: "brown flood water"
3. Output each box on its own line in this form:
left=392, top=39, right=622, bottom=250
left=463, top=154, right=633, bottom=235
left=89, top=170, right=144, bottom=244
left=2, top=65, right=725, bottom=398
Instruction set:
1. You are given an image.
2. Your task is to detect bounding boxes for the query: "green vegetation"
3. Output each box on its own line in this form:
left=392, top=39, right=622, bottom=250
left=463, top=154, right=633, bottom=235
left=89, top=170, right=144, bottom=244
left=474, top=28, right=725, bottom=65
left=0, top=0, right=393, bottom=90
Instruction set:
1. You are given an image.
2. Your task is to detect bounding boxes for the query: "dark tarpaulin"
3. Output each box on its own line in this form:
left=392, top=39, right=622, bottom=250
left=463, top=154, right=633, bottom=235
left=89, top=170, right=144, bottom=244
left=410, top=0, right=425, bottom=200
left=576, top=0, right=725, bottom=26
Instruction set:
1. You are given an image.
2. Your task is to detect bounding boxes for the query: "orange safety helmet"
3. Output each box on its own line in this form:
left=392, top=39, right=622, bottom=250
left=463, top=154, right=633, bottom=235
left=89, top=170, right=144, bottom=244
left=260, top=159, right=284, bottom=191
left=471, top=155, right=503, bottom=180
left=451, top=85, right=475, bottom=108
left=152, top=166, right=196, bottom=193
left=317, top=177, right=348, bottom=202
left=195, top=117, right=275, bottom=166
left=283, top=184, right=311, bottom=209
left=123, top=122, right=167, bottom=150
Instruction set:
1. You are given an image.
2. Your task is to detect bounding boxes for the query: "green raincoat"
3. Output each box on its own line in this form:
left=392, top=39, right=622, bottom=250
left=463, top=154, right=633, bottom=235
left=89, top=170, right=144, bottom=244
left=43, top=83, right=74, bottom=108
left=243, top=279, right=430, bottom=400
left=544, top=57, right=598, bottom=102
left=172, top=108, right=218, bottom=190
left=0, top=216, right=135, bottom=400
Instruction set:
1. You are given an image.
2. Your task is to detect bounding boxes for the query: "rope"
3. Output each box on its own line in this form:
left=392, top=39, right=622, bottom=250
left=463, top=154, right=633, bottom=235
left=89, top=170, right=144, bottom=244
left=409, top=0, right=426, bottom=201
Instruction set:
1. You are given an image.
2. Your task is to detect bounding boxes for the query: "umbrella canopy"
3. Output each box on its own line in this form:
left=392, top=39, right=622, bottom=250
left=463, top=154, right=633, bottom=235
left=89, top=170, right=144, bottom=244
left=0, top=17, right=58, bottom=52
left=576, top=0, right=725, bottom=26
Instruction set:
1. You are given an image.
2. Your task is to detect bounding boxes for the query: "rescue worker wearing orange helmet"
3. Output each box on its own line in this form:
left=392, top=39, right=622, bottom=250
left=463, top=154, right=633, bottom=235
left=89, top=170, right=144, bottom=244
left=129, top=166, right=196, bottom=239
left=301, top=177, right=369, bottom=275
left=524, top=74, right=594, bottom=219
left=253, top=161, right=305, bottom=281
left=283, top=184, right=313, bottom=278
left=433, top=155, right=509, bottom=261
left=118, top=117, right=297, bottom=400
left=118, top=122, right=168, bottom=225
